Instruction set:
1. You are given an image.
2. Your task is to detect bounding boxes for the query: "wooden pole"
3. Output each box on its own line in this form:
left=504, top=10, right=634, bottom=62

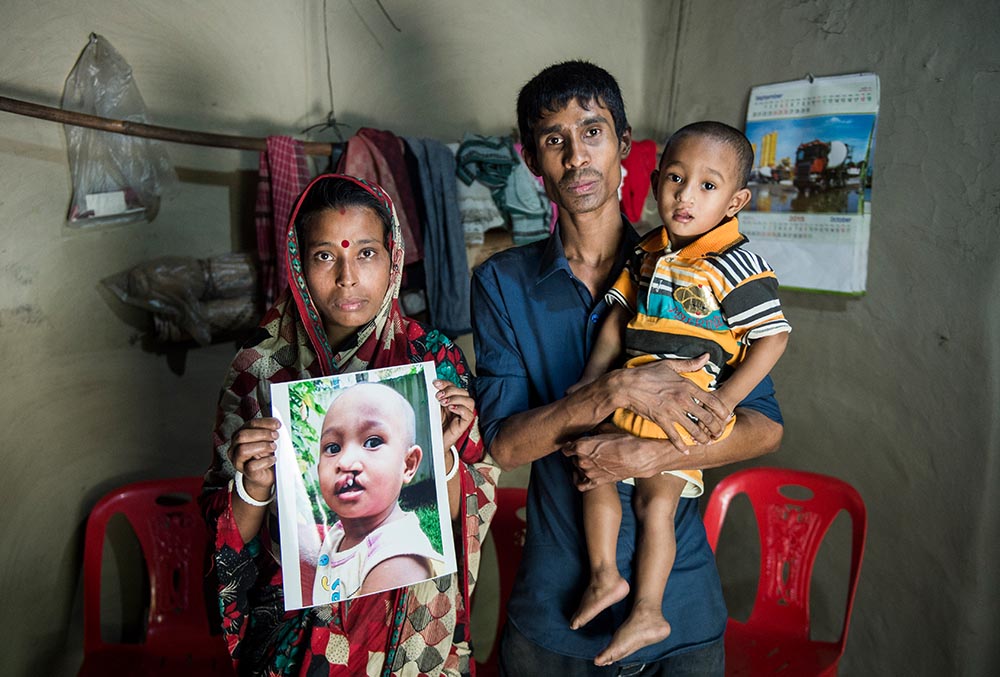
left=0, top=95, right=334, bottom=157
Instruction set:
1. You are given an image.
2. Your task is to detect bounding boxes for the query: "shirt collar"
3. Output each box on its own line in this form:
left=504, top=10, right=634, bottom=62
left=537, top=215, right=641, bottom=286
left=644, top=216, right=746, bottom=258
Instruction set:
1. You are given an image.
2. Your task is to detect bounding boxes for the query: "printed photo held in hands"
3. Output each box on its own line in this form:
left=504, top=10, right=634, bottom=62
left=269, top=361, right=457, bottom=610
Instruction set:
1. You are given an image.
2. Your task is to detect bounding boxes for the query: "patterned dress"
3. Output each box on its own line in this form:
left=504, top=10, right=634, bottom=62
left=200, top=174, right=498, bottom=676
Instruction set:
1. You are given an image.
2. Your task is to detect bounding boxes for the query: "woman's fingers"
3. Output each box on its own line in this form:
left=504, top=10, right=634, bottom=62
left=230, top=417, right=281, bottom=471
left=434, top=382, right=474, bottom=416
left=242, top=453, right=277, bottom=479
left=434, top=382, right=475, bottom=450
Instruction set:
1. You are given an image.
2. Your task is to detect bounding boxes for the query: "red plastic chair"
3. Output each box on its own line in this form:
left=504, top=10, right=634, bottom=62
left=703, top=467, right=866, bottom=676
left=79, top=477, right=235, bottom=677
left=473, top=486, right=528, bottom=677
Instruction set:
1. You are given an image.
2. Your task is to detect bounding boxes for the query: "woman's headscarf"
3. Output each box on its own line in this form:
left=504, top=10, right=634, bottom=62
left=287, top=173, right=409, bottom=375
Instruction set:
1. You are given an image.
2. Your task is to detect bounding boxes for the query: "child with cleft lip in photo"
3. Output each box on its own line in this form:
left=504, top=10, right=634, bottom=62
left=301, top=381, right=447, bottom=605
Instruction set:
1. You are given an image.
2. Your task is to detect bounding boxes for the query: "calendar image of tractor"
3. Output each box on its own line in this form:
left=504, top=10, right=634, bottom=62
left=793, top=139, right=863, bottom=193
left=745, top=114, right=876, bottom=214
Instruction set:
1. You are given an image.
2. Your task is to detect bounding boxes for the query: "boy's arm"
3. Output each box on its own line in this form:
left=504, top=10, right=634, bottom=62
left=715, top=332, right=789, bottom=415
left=573, top=303, right=628, bottom=389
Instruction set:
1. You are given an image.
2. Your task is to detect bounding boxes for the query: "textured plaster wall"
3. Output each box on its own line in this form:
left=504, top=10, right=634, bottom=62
left=0, top=2, right=671, bottom=674
left=302, top=0, right=666, bottom=142
left=660, top=1, right=1000, bottom=674
left=0, top=2, right=312, bottom=675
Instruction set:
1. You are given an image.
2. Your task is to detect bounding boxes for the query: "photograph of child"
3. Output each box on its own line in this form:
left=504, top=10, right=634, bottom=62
left=269, top=362, right=456, bottom=610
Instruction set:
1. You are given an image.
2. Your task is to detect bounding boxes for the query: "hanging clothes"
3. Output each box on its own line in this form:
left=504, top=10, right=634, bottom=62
left=505, top=142, right=553, bottom=245
left=337, top=129, right=423, bottom=265
left=620, top=138, right=658, bottom=223
left=455, top=133, right=517, bottom=207
left=448, top=142, right=504, bottom=245
left=404, top=137, right=471, bottom=337
left=255, top=136, right=312, bottom=307
left=457, top=133, right=557, bottom=246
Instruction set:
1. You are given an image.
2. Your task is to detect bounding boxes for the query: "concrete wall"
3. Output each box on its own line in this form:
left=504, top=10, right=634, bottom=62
left=0, top=2, right=313, bottom=675
left=4, top=1, right=996, bottom=675
left=659, top=1, right=999, bottom=675
left=304, top=0, right=667, bottom=141
left=0, top=1, right=669, bottom=674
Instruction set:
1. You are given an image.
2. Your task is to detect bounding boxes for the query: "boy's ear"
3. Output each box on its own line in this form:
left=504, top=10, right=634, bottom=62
left=650, top=168, right=660, bottom=192
left=727, top=187, right=752, bottom=217
left=402, top=445, right=422, bottom=483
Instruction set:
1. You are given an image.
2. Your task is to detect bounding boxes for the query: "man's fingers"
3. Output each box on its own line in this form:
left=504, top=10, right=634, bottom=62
left=664, top=429, right=693, bottom=454
left=692, top=395, right=730, bottom=435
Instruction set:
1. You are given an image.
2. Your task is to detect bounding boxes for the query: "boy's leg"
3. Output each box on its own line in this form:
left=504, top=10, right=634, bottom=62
left=594, top=473, right=687, bottom=667
left=571, top=483, right=630, bottom=630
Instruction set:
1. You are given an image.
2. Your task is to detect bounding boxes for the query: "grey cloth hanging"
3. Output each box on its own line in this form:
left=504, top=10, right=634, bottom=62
left=403, top=137, right=471, bottom=337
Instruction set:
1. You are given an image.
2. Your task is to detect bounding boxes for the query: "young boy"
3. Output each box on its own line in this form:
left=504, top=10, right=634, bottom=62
left=307, top=382, right=445, bottom=605
left=570, top=121, right=791, bottom=664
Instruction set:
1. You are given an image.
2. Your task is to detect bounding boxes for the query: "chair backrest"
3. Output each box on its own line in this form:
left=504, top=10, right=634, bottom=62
left=474, top=486, right=527, bottom=677
left=703, top=467, right=866, bottom=650
left=82, top=476, right=218, bottom=656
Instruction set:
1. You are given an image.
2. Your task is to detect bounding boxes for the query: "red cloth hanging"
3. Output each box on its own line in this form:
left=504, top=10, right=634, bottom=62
left=337, top=128, right=423, bottom=264
left=621, top=139, right=658, bottom=223
left=255, top=136, right=311, bottom=306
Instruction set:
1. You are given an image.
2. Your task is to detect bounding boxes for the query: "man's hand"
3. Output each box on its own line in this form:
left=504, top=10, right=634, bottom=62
left=610, top=354, right=731, bottom=451
left=564, top=408, right=784, bottom=491
left=562, top=429, right=671, bottom=489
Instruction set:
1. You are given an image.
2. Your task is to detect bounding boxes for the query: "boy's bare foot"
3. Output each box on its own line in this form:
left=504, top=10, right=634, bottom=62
left=593, top=601, right=672, bottom=666
left=570, top=571, right=630, bottom=629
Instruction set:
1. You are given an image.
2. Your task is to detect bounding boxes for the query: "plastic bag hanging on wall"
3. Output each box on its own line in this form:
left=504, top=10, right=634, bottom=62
left=62, top=33, right=178, bottom=227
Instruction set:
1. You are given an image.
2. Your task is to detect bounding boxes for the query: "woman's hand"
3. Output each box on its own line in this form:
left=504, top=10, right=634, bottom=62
left=230, top=417, right=281, bottom=504
left=434, top=380, right=475, bottom=452
left=434, top=380, right=474, bottom=522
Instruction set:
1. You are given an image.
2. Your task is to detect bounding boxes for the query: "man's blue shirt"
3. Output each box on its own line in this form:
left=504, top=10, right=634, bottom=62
left=471, top=217, right=783, bottom=662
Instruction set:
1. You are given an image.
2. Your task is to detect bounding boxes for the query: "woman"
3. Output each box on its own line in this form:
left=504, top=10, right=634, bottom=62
left=200, top=174, right=498, bottom=676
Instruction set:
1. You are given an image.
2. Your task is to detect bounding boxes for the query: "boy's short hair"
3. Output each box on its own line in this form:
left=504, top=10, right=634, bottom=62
left=517, top=60, right=629, bottom=158
left=662, top=121, right=755, bottom=189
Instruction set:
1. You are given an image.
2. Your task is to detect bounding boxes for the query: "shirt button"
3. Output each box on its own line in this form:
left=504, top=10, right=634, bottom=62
left=590, top=313, right=599, bottom=323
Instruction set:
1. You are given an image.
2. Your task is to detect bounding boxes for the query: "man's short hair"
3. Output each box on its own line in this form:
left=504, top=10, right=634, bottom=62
left=661, top=121, right=755, bottom=189
left=517, top=60, right=629, bottom=158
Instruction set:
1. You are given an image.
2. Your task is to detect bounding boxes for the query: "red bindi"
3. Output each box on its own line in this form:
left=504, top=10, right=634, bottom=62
left=338, top=207, right=347, bottom=215
left=341, top=240, right=350, bottom=248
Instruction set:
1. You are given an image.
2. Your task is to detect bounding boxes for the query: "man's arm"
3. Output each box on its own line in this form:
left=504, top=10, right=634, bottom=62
left=488, top=356, right=730, bottom=472
left=472, top=262, right=730, bottom=473
left=562, top=407, right=783, bottom=489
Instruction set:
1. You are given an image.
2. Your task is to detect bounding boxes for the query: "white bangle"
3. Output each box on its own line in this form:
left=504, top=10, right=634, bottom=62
left=445, top=445, right=460, bottom=481
left=233, top=471, right=275, bottom=507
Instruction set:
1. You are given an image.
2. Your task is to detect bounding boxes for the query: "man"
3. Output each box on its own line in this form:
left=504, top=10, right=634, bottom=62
left=471, top=61, right=783, bottom=675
